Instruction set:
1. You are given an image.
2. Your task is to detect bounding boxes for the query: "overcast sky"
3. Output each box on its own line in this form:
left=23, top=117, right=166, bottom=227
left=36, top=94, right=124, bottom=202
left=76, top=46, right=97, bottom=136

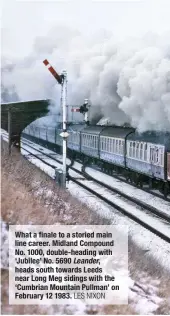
left=2, top=0, right=170, bottom=58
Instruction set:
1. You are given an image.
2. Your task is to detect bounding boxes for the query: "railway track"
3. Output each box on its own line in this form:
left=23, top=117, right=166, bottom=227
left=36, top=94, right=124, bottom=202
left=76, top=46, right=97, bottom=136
left=94, top=165, right=170, bottom=202
left=23, top=132, right=170, bottom=202
left=2, top=131, right=170, bottom=243
left=20, top=138, right=170, bottom=220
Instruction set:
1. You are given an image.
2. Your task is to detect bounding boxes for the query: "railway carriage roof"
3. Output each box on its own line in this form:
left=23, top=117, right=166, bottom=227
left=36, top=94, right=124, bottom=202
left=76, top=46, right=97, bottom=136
left=67, top=124, right=85, bottom=132
left=127, top=131, right=170, bottom=149
left=80, top=125, right=135, bottom=136
left=81, top=125, right=105, bottom=135
left=100, top=126, right=135, bottom=138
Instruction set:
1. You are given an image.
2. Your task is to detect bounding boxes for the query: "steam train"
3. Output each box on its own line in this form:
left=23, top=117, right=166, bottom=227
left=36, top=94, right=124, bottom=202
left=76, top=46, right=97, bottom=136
left=23, top=123, right=170, bottom=196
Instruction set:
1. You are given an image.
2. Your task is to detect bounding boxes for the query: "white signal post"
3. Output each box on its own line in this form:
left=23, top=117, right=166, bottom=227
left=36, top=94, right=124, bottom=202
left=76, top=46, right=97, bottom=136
left=43, top=59, right=69, bottom=188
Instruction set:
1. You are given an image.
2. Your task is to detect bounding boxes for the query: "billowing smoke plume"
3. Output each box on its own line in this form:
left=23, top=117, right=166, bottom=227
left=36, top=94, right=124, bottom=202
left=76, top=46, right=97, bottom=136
left=1, top=26, right=170, bottom=131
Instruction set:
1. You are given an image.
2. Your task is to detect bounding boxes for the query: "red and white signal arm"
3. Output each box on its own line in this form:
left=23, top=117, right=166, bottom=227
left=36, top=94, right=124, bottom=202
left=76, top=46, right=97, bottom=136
left=43, top=59, right=63, bottom=84
left=71, top=108, right=80, bottom=112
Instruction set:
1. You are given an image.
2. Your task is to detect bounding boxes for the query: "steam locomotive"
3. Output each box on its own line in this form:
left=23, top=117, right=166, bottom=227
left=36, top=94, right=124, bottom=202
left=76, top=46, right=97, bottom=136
left=23, top=123, right=170, bottom=196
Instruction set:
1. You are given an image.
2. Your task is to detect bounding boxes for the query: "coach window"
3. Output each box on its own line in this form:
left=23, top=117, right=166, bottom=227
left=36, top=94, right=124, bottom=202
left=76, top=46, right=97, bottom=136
left=120, top=140, right=122, bottom=154
left=140, top=143, right=143, bottom=160
left=122, top=140, right=125, bottom=154
left=105, top=138, right=107, bottom=151
left=144, top=143, right=147, bottom=161
left=129, top=142, right=132, bottom=157
left=105, top=137, right=108, bottom=151
left=101, top=137, right=103, bottom=150
left=103, top=137, right=105, bottom=151
left=118, top=140, right=121, bottom=154
left=160, top=148, right=163, bottom=166
left=101, top=138, right=103, bottom=150
left=150, top=147, right=154, bottom=163
left=103, top=138, right=105, bottom=151
left=155, top=148, right=159, bottom=164
left=110, top=138, right=113, bottom=153
left=107, top=138, right=109, bottom=152
left=87, top=135, right=89, bottom=147
left=105, top=138, right=107, bottom=152
left=136, top=143, right=139, bottom=159
left=88, top=135, right=90, bottom=147
left=109, top=138, right=111, bottom=152
left=91, top=135, right=94, bottom=148
left=102, top=138, right=104, bottom=151
left=101, top=137, right=103, bottom=151
left=119, top=140, right=122, bottom=154
left=115, top=139, right=118, bottom=152
left=120, top=140, right=123, bottom=154
left=112, top=139, right=114, bottom=153
left=114, top=139, right=116, bottom=153
left=133, top=142, right=136, bottom=157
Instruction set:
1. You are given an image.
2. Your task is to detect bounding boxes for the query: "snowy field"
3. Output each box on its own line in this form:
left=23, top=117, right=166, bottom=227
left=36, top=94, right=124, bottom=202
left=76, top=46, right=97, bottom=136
left=1, top=130, right=170, bottom=314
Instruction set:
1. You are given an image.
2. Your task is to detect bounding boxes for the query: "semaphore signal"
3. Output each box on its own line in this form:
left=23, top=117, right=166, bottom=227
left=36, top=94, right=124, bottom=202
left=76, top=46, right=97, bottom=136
left=43, top=59, right=68, bottom=188
left=43, top=59, right=64, bottom=84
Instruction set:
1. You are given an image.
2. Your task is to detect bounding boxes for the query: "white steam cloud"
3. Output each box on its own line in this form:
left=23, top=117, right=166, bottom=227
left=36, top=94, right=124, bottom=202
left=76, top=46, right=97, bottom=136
left=2, top=25, right=170, bottom=131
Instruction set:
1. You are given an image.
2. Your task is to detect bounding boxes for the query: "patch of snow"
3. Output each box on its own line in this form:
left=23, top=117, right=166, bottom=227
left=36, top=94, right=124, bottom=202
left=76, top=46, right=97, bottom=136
left=86, top=167, right=170, bottom=215
left=68, top=181, right=170, bottom=272
left=129, top=275, right=163, bottom=314
left=2, top=133, right=169, bottom=315
left=1, top=220, right=9, bottom=269
left=72, top=178, right=170, bottom=240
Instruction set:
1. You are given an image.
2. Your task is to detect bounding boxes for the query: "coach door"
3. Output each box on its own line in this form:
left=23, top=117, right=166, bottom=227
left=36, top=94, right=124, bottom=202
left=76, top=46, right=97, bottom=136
left=167, top=153, right=170, bottom=180
left=150, top=146, right=155, bottom=176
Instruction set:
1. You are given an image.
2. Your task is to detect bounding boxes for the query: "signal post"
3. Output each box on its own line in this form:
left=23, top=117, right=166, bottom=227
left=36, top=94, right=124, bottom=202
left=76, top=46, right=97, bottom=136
left=43, top=59, right=69, bottom=188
